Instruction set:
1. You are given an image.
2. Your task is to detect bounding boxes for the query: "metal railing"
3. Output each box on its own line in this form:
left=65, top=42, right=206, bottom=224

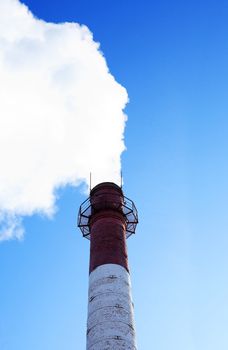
left=78, top=192, right=138, bottom=239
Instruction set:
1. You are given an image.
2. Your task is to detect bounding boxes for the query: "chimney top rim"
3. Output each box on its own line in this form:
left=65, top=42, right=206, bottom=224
left=90, top=182, right=123, bottom=196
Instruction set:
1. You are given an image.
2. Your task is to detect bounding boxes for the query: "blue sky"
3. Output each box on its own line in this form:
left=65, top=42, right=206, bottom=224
left=1, top=0, right=228, bottom=349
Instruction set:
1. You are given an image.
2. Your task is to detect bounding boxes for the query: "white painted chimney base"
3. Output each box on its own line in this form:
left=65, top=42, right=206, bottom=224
left=87, top=264, right=137, bottom=350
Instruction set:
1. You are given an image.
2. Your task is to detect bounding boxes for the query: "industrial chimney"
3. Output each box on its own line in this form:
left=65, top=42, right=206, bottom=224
left=78, top=182, right=138, bottom=349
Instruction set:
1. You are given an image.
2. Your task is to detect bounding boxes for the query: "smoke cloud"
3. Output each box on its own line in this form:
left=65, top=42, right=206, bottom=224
left=0, top=0, right=128, bottom=241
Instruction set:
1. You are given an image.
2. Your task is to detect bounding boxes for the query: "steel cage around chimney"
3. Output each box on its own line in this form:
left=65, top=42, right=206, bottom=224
left=77, top=192, right=138, bottom=240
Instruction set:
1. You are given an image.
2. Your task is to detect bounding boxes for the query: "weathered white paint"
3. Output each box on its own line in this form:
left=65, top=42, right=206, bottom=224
left=87, top=264, right=137, bottom=350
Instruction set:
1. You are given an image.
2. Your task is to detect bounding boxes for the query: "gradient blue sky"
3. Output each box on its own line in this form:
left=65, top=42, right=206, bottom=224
left=1, top=0, right=228, bottom=349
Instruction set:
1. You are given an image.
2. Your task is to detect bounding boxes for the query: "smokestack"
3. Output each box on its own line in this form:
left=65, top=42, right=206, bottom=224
left=78, top=182, right=138, bottom=349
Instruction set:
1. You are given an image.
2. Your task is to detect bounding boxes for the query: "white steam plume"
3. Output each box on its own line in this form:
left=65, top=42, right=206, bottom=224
left=0, top=0, right=128, bottom=241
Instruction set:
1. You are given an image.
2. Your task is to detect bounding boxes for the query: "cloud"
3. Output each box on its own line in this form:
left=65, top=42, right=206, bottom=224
left=0, top=0, right=128, bottom=241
